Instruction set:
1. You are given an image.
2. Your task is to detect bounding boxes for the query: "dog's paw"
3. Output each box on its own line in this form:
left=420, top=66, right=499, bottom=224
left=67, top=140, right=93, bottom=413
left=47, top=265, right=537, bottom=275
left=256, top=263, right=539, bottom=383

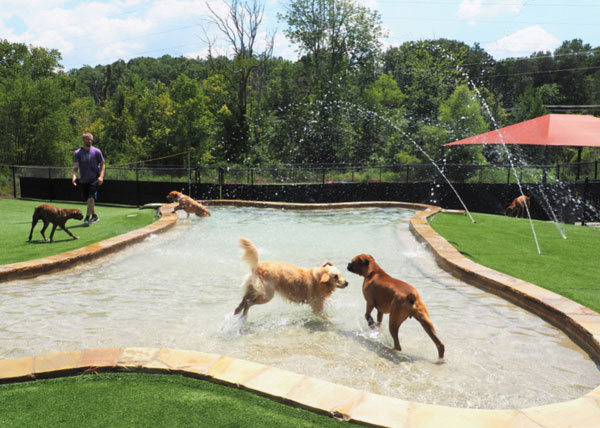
left=73, top=235, right=79, bottom=240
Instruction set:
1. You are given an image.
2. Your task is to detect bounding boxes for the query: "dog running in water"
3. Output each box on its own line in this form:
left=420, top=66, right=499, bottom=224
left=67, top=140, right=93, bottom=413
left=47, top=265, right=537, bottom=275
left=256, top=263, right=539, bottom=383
left=347, top=254, right=445, bottom=359
left=234, top=238, right=348, bottom=317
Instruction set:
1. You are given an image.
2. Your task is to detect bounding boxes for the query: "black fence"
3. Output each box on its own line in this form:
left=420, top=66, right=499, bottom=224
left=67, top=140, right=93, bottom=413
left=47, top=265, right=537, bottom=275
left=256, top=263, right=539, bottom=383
left=4, top=162, right=600, bottom=223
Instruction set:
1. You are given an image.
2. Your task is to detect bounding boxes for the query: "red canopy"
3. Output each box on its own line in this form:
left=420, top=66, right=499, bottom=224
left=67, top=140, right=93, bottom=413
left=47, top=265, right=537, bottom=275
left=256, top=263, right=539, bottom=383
left=444, top=114, right=600, bottom=147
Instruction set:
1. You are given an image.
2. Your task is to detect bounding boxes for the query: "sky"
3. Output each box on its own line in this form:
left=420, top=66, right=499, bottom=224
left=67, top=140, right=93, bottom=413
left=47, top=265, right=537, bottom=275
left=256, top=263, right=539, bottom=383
left=1, top=0, right=599, bottom=71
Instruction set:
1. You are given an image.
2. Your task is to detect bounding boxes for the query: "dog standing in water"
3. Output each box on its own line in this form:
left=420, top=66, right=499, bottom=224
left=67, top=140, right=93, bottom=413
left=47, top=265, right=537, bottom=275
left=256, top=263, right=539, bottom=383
left=347, top=254, right=445, bottom=359
left=234, top=238, right=349, bottom=317
left=506, top=195, right=530, bottom=218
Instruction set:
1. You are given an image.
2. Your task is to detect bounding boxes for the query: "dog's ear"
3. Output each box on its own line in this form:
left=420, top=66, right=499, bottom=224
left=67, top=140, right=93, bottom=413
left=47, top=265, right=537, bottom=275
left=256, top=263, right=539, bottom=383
left=320, top=273, right=330, bottom=284
left=359, top=256, right=371, bottom=266
left=321, top=261, right=333, bottom=267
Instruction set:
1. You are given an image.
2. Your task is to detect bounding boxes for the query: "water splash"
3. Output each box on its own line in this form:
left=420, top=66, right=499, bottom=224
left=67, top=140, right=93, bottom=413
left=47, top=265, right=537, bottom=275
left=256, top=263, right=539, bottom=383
left=339, top=100, right=477, bottom=223
left=467, top=79, right=566, bottom=250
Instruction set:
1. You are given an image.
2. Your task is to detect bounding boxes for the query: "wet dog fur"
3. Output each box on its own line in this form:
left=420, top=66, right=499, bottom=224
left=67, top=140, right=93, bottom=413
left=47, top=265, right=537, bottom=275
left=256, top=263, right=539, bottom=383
left=347, top=254, right=445, bottom=359
left=166, top=190, right=210, bottom=218
left=234, top=238, right=349, bottom=317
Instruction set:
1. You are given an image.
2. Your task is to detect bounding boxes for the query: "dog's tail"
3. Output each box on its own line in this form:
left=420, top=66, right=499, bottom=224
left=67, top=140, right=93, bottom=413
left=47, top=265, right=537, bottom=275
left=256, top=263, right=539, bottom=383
left=239, top=238, right=259, bottom=272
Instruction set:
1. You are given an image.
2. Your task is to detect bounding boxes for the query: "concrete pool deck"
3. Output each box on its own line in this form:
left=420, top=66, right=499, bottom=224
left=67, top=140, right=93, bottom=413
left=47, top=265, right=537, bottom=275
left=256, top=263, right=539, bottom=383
left=1, top=200, right=599, bottom=428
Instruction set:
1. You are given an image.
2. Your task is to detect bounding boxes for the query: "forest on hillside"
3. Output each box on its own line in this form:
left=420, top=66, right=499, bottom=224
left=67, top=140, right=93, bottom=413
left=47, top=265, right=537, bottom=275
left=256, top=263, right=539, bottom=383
left=1, top=0, right=599, bottom=172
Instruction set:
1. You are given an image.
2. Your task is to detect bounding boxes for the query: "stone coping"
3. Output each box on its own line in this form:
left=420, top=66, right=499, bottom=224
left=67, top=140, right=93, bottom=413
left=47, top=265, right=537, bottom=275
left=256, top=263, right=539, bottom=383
left=1, top=346, right=599, bottom=428
left=0, top=203, right=178, bottom=283
left=1, top=200, right=600, bottom=427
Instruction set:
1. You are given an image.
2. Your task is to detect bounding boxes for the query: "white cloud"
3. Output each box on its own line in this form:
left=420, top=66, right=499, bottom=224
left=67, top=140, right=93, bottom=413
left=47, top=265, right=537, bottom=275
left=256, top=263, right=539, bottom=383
left=457, top=0, right=525, bottom=23
left=485, top=26, right=561, bottom=58
left=0, top=0, right=212, bottom=68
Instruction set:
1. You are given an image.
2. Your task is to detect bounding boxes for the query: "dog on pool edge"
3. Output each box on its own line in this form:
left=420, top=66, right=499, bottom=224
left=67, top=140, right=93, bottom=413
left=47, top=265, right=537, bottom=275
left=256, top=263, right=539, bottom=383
left=166, top=190, right=211, bottom=218
left=28, top=204, right=84, bottom=242
left=234, top=238, right=349, bottom=317
left=347, top=254, right=445, bottom=359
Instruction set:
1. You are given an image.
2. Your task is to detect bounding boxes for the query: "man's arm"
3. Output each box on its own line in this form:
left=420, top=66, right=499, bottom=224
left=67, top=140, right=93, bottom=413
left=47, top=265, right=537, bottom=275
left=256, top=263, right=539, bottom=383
left=72, top=162, right=79, bottom=186
left=98, top=162, right=105, bottom=185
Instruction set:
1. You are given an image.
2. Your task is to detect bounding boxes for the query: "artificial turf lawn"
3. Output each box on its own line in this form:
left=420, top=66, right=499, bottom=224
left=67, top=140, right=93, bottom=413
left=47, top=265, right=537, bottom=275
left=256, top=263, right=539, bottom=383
left=0, top=373, right=348, bottom=428
left=429, top=211, right=600, bottom=313
left=0, top=198, right=157, bottom=265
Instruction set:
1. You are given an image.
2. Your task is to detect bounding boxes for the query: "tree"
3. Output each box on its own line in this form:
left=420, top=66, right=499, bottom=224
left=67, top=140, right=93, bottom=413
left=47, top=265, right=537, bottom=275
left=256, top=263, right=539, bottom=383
left=279, top=0, right=385, bottom=163
left=0, top=40, right=75, bottom=165
left=416, top=85, right=487, bottom=179
left=205, top=0, right=274, bottom=163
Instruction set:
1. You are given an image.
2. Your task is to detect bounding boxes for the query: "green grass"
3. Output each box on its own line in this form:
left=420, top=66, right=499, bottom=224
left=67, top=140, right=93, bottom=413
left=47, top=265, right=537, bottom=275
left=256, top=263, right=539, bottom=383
left=0, top=373, right=348, bottom=428
left=0, top=199, right=157, bottom=265
left=430, top=212, right=600, bottom=313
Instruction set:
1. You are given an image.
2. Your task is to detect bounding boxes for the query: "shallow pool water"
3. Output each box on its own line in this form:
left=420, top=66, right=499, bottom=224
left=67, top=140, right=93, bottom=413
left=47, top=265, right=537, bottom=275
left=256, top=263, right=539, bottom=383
left=1, top=206, right=598, bottom=409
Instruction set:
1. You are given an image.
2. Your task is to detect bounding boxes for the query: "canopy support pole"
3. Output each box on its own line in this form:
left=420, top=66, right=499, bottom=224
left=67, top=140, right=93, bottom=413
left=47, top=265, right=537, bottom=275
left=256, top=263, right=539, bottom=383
left=575, top=147, right=583, bottom=181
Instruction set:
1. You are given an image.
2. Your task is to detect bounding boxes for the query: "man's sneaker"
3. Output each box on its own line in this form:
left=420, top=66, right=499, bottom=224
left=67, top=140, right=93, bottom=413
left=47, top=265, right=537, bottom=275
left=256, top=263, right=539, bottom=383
left=84, top=215, right=90, bottom=224
left=89, top=214, right=99, bottom=224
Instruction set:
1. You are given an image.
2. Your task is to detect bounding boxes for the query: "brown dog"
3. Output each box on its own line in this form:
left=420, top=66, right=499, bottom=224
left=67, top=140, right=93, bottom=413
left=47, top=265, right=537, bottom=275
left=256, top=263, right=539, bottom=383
left=347, top=254, right=445, bottom=359
left=28, top=204, right=83, bottom=242
left=506, top=195, right=530, bottom=218
left=166, top=191, right=210, bottom=218
left=234, top=238, right=349, bottom=317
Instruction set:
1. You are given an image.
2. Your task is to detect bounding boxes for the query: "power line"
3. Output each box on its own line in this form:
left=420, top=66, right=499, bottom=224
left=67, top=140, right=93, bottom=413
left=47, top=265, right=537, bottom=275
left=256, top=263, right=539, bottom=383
left=481, top=65, right=600, bottom=79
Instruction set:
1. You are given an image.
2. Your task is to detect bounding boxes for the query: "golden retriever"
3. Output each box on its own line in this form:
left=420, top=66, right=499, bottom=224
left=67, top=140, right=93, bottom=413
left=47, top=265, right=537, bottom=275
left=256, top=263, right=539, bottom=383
left=234, top=238, right=349, bottom=317
left=28, top=204, right=83, bottom=242
left=347, top=254, right=445, bottom=359
left=166, top=190, right=210, bottom=217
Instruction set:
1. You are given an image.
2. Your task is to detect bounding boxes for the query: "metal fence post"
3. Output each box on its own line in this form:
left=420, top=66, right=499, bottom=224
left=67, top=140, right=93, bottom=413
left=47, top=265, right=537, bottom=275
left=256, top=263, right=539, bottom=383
left=48, top=167, right=53, bottom=201
left=136, top=168, right=140, bottom=206
left=219, top=167, right=224, bottom=199
left=12, top=166, right=16, bottom=198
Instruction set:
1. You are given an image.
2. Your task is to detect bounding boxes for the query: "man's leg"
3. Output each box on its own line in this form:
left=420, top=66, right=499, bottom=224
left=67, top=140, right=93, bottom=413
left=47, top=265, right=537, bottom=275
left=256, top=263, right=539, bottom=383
left=87, top=197, right=95, bottom=218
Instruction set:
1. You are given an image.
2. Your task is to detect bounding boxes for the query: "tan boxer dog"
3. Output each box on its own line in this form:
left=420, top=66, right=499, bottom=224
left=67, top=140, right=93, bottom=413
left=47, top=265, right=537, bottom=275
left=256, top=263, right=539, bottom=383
left=28, top=204, right=83, bottom=242
left=506, top=195, right=530, bottom=218
left=347, top=254, right=445, bottom=359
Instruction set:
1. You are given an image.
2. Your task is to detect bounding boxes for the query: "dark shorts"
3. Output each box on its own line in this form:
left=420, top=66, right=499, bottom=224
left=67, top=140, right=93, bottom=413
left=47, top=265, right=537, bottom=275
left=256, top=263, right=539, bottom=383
left=78, top=179, right=99, bottom=201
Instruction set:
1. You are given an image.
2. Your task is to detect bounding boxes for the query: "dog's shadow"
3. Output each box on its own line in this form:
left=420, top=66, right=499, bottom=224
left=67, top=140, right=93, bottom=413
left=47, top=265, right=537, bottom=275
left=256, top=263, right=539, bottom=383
left=336, top=327, right=420, bottom=364
left=27, top=223, right=88, bottom=244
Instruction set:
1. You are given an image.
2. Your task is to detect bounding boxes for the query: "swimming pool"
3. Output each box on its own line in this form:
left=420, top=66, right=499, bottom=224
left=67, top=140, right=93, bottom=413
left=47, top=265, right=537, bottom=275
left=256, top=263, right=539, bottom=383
left=1, top=206, right=598, bottom=409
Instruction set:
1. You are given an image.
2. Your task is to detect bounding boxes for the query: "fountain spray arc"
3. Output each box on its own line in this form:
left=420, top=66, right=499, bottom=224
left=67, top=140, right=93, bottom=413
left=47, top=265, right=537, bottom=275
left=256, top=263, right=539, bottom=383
left=338, top=101, right=476, bottom=223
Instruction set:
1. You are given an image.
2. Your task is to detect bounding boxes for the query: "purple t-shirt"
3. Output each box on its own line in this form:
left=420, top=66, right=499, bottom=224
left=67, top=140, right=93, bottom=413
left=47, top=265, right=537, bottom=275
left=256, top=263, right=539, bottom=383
left=74, top=146, right=105, bottom=184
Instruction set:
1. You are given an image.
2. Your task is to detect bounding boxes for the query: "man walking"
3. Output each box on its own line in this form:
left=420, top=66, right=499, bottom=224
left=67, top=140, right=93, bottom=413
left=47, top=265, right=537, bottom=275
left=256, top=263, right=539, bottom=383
left=72, top=132, right=105, bottom=224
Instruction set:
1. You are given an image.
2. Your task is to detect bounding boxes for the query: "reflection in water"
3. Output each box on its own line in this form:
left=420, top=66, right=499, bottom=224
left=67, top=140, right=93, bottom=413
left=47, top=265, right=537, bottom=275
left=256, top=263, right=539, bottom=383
left=1, top=207, right=598, bottom=409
